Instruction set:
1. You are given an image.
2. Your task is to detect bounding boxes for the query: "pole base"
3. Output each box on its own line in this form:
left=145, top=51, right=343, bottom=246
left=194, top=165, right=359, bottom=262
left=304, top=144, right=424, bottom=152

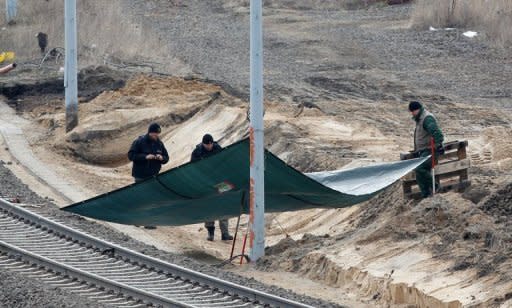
left=65, top=105, right=78, bottom=132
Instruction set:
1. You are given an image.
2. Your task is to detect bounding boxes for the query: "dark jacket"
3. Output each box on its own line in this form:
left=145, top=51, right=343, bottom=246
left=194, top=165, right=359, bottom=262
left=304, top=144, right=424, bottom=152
left=128, top=134, right=169, bottom=179
left=413, top=107, right=444, bottom=152
left=190, top=142, right=222, bottom=162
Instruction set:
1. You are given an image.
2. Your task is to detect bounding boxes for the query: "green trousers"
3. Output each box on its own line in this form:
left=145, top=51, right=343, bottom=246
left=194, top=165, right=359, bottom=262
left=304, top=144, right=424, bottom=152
left=415, top=150, right=438, bottom=198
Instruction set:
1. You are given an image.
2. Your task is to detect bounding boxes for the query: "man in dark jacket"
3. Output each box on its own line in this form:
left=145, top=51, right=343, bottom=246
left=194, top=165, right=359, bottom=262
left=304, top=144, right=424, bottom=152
left=36, top=32, right=48, bottom=54
left=191, top=134, right=233, bottom=241
left=409, top=101, right=444, bottom=198
left=128, top=123, right=169, bottom=182
left=128, top=123, right=169, bottom=229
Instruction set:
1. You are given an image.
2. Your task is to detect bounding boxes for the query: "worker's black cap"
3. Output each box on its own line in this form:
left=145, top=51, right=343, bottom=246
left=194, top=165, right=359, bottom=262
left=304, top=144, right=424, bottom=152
left=202, top=134, right=214, bottom=144
left=148, top=123, right=161, bottom=134
left=408, top=101, right=422, bottom=111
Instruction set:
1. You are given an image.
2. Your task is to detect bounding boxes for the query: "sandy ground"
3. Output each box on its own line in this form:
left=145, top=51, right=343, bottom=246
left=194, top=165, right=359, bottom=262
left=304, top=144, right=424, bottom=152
left=1, top=1, right=512, bottom=307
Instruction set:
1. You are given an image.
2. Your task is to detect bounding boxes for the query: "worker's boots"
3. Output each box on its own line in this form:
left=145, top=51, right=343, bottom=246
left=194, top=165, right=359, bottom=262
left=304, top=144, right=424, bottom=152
left=221, top=234, right=233, bottom=241
left=206, top=227, right=215, bottom=241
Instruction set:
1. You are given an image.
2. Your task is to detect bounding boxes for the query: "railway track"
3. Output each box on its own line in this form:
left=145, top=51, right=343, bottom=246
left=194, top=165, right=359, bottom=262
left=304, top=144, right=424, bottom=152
left=0, top=197, right=312, bottom=308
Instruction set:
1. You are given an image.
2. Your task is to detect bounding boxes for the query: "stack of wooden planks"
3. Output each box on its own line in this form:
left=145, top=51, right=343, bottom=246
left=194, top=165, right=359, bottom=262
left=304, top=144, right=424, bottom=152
left=401, top=140, right=471, bottom=199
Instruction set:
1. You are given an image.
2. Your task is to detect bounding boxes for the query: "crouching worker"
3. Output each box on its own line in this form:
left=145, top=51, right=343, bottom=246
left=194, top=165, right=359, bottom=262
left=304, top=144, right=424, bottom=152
left=128, top=123, right=169, bottom=229
left=191, top=134, right=233, bottom=241
left=409, top=101, right=444, bottom=198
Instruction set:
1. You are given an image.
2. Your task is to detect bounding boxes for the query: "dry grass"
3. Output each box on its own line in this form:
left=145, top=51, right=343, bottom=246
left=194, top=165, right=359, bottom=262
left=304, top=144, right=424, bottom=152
left=412, top=0, right=512, bottom=47
left=223, top=0, right=389, bottom=10
left=0, top=0, right=181, bottom=71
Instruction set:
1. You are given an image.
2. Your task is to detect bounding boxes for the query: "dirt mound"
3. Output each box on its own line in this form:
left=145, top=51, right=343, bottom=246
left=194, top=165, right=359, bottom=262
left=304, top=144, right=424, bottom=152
left=352, top=189, right=512, bottom=279
left=77, top=66, right=129, bottom=100
left=256, top=183, right=512, bottom=305
left=14, top=72, right=399, bottom=170
left=0, top=66, right=128, bottom=105
left=354, top=182, right=410, bottom=229
left=479, top=182, right=512, bottom=220
left=35, top=75, right=224, bottom=166
left=258, top=234, right=332, bottom=272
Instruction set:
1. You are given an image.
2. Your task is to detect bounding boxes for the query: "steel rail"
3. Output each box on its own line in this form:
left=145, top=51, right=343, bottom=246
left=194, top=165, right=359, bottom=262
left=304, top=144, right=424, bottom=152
left=0, top=198, right=313, bottom=308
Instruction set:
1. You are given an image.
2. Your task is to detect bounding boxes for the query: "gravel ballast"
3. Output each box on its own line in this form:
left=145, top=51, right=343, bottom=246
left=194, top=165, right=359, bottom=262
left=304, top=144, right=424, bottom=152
left=0, top=269, right=109, bottom=308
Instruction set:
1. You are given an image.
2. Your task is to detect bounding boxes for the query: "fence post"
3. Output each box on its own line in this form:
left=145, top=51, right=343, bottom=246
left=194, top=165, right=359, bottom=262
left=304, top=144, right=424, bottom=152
left=5, top=0, right=17, bottom=24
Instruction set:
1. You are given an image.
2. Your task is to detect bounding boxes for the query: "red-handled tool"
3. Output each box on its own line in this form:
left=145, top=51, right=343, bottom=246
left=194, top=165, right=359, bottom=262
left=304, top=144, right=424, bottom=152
left=431, top=137, right=436, bottom=196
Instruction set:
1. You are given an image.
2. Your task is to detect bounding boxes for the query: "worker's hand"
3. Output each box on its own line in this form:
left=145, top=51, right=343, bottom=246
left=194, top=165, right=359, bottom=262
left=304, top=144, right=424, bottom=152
left=436, top=144, right=445, bottom=156
left=146, top=154, right=156, bottom=160
left=156, top=154, right=163, bottom=161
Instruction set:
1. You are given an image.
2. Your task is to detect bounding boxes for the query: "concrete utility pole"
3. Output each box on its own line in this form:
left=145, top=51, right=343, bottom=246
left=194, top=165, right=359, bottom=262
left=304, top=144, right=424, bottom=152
left=5, top=0, right=17, bottom=24
left=64, top=0, right=78, bottom=132
left=249, top=0, right=265, bottom=262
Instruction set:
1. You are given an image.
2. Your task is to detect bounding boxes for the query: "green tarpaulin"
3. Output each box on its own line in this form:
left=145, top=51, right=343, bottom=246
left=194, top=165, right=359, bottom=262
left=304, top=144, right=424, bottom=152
left=63, top=139, right=428, bottom=226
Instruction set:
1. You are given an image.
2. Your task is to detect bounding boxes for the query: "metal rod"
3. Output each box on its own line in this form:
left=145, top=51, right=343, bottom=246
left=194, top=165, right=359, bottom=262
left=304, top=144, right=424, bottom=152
left=249, top=0, right=265, bottom=262
left=64, top=0, right=78, bottom=132
left=230, top=214, right=241, bottom=260
left=240, top=230, right=248, bottom=265
left=230, top=191, right=246, bottom=261
left=431, top=138, right=436, bottom=196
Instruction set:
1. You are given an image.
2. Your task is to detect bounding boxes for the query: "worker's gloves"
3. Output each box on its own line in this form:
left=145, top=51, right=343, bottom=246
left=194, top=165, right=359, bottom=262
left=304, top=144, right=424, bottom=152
left=146, top=154, right=164, bottom=161
left=436, top=144, right=445, bottom=156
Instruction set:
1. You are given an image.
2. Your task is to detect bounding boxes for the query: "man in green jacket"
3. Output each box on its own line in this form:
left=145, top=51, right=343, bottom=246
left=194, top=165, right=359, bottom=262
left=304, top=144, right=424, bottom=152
left=409, top=101, right=444, bottom=198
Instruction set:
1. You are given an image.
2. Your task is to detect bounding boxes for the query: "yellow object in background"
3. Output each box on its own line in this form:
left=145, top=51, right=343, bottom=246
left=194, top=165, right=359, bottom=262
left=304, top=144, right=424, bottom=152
left=0, top=51, right=16, bottom=63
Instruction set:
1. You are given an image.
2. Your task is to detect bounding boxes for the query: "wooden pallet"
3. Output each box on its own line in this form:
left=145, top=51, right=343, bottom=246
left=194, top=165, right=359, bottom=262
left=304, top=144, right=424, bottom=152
left=401, top=140, right=471, bottom=199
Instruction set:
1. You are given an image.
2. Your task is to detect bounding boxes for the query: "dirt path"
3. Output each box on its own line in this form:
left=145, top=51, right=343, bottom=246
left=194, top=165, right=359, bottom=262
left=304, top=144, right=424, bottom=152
left=0, top=101, right=87, bottom=203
